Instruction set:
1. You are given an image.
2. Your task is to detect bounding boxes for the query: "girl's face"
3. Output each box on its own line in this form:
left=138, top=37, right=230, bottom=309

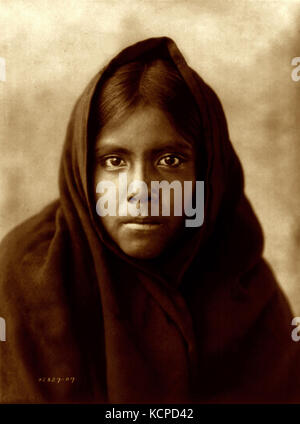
left=93, top=105, right=197, bottom=259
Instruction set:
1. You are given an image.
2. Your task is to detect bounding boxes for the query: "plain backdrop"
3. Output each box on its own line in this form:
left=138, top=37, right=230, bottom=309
left=0, top=0, right=300, bottom=313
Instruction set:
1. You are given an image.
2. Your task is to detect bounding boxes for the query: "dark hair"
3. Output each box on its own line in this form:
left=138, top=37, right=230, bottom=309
left=90, top=59, right=205, bottom=169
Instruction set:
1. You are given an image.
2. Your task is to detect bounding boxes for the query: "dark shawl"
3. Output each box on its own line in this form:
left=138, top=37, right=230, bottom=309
left=1, top=37, right=300, bottom=404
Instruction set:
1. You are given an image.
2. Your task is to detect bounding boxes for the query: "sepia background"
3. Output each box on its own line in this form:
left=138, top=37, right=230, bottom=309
left=0, top=0, right=300, bottom=313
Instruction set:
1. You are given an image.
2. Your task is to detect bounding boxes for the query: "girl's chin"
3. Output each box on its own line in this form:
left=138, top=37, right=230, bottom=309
left=118, top=239, right=168, bottom=260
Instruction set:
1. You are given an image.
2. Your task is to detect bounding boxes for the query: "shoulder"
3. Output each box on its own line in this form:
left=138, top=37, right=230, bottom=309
left=0, top=201, right=59, bottom=263
left=0, top=200, right=60, bottom=301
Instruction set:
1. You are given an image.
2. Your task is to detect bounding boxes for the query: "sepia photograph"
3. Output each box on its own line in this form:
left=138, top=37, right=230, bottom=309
left=0, top=0, right=300, bottom=405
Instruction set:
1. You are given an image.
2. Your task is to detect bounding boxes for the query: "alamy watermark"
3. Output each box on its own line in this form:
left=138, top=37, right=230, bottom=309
left=291, top=57, right=300, bottom=82
left=0, top=57, right=6, bottom=82
left=95, top=173, right=204, bottom=227
left=0, top=317, right=6, bottom=342
left=291, top=317, right=300, bottom=342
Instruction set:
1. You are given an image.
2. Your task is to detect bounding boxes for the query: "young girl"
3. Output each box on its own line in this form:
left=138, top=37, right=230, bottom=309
left=0, top=36, right=299, bottom=403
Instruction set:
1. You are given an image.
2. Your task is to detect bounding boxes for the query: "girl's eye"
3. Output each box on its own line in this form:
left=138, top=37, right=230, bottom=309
left=157, top=155, right=182, bottom=167
left=103, top=156, right=126, bottom=169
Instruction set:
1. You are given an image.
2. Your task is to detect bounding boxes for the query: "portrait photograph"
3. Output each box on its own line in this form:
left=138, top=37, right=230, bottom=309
left=0, top=0, right=300, bottom=405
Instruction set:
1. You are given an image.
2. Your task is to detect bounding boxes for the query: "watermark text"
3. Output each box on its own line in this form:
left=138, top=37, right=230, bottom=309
left=96, top=174, right=204, bottom=228
left=0, top=317, right=6, bottom=341
left=291, top=57, right=300, bottom=82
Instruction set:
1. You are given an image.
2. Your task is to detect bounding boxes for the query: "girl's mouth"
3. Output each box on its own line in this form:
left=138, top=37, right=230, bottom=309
left=122, top=222, right=162, bottom=231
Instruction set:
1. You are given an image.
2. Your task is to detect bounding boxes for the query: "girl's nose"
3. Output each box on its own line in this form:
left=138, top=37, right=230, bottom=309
left=127, top=162, right=153, bottom=202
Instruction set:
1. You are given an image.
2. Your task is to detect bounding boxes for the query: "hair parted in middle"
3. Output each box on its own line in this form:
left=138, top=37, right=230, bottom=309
left=89, top=58, right=205, bottom=173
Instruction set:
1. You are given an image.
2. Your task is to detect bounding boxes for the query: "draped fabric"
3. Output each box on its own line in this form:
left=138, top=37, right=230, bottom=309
left=1, top=37, right=299, bottom=403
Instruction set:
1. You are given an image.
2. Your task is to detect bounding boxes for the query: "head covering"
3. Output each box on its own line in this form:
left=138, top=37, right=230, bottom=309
left=1, top=37, right=300, bottom=403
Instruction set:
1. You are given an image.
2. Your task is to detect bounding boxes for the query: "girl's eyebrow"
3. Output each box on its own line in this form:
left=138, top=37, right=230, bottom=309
left=94, top=141, right=193, bottom=156
left=94, top=145, right=130, bottom=156
left=150, top=142, right=193, bottom=155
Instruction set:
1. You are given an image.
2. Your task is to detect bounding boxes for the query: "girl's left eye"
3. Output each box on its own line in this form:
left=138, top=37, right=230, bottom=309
left=157, top=155, right=183, bottom=167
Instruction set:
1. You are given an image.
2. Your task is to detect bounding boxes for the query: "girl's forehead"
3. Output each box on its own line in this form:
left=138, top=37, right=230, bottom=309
left=94, top=105, right=194, bottom=154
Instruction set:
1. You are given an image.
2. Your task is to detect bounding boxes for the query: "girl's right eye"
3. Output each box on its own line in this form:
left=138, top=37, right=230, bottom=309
left=102, top=156, right=126, bottom=169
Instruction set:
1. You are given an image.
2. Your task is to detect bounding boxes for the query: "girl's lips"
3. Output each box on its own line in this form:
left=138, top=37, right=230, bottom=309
left=122, top=222, right=162, bottom=230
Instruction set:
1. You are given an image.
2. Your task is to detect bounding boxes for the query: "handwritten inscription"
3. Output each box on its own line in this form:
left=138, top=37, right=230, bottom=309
left=38, top=376, right=76, bottom=384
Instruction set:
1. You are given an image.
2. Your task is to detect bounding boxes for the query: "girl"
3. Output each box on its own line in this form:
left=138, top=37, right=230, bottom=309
left=0, top=36, right=299, bottom=403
